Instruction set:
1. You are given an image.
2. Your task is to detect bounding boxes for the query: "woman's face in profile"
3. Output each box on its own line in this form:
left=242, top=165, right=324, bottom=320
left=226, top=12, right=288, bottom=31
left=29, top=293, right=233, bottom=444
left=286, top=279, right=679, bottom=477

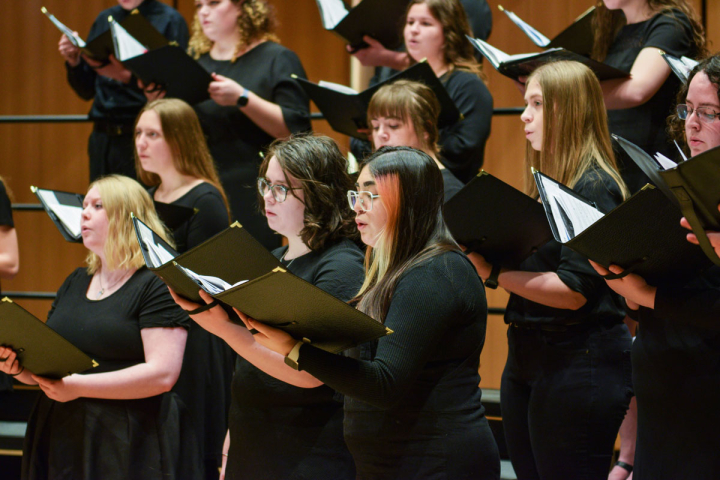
left=521, top=79, right=544, bottom=151
left=195, top=0, right=241, bottom=43
left=352, top=166, right=388, bottom=248
left=81, top=187, right=109, bottom=255
left=135, top=109, right=175, bottom=175
left=261, top=157, right=306, bottom=239
left=371, top=116, right=422, bottom=151
left=404, top=2, right=445, bottom=64
left=684, top=71, right=720, bottom=157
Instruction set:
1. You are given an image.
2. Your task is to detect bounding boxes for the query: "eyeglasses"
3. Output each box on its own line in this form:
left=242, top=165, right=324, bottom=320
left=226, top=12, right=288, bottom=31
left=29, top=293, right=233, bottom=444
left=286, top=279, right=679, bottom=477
left=347, top=190, right=380, bottom=211
left=677, top=104, right=720, bottom=123
left=257, top=178, right=301, bottom=203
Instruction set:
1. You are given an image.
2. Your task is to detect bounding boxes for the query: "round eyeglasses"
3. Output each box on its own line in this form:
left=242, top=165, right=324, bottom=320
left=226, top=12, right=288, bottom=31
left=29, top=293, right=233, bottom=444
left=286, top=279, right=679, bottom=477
left=257, top=178, right=301, bottom=203
left=347, top=190, right=380, bottom=211
left=677, top=104, right=720, bottom=124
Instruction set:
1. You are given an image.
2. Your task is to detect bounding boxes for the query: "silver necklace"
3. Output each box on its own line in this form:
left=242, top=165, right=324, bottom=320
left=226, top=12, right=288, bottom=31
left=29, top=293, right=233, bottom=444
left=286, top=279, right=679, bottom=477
left=97, top=271, right=129, bottom=299
left=280, top=249, right=296, bottom=268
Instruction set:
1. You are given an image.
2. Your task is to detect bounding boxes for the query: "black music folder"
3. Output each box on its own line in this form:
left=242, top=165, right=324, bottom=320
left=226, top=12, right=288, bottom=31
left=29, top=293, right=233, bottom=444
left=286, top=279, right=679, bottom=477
left=296, top=61, right=462, bottom=140
left=614, top=134, right=720, bottom=265
left=132, top=217, right=392, bottom=353
left=314, top=0, right=409, bottom=50
left=660, top=52, right=698, bottom=83
left=467, top=36, right=629, bottom=81
left=533, top=170, right=710, bottom=285
left=41, top=7, right=167, bottom=62
left=32, top=186, right=83, bottom=243
left=443, top=171, right=552, bottom=268
left=499, top=5, right=595, bottom=56
left=0, top=298, right=97, bottom=379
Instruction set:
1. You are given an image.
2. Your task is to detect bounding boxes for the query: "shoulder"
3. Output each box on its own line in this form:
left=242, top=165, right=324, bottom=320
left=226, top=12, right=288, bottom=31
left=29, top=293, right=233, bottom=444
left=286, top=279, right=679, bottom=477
left=401, top=250, right=478, bottom=288
left=57, top=268, right=90, bottom=296
left=444, top=70, right=492, bottom=104
left=643, top=9, right=694, bottom=42
left=574, top=168, right=624, bottom=210
left=187, top=182, right=224, bottom=205
left=313, top=238, right=365, bottom=269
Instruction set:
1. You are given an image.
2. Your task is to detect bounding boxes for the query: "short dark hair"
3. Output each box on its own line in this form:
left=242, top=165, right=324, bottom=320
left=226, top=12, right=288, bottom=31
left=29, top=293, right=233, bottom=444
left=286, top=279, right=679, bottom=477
left=258, top=134, right=358, bottom=251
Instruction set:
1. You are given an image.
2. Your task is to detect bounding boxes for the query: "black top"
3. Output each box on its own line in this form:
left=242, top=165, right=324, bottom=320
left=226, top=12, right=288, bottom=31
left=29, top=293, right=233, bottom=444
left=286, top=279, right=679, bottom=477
left=297, top=251, right=487, bottom=421
left=654, top=266, right=720, bottom=332
left=505, top=168, right=627, bottom=327
left=441, top=166, right=464, bottom=202
left=0, top=181, right=13, bottom=229
left=47, top=267, right=190, bottom=374
left=194, top=41, right=311, bottom=249
left=461, top=0, right=493, bottom=41
left=65, top=0, right=189, bottom=124
left=226, top=237, right=364, bottom=480
left=604, top=10, right=695, bottom=192
left=150, top=182, right=229, bottom=253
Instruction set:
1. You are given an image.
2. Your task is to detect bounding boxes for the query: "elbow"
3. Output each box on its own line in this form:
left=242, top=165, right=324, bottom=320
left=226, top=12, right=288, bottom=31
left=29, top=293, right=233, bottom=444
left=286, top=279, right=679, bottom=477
left=566, top=293, right=588, bottom=311
left=622, top=87, right=654, bottom=109
left=155, top=370, right=181, bottom=393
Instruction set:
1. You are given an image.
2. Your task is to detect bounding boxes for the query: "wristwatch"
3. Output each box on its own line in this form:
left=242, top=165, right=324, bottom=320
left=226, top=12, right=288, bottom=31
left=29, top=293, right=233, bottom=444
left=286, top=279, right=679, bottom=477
left=284, top=340, right=306, bottom=370
left=237, top=87, right=249, bottom=107
left=484, top=264, right=502, bottom=290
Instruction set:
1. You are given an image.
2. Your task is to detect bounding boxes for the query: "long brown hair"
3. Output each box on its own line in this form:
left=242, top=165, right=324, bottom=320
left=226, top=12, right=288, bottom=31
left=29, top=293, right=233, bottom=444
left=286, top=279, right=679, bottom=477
left=355, top=146, right=459, bottom=322
left=591, top=0, right=706, bottom=62
left=134, top=99, right=230, bottom=220
left=258, top=134, right=357, bottom=251
left=406, top=0, right=485, bottom=80
left=367, top=80, right=441, bottom=156
left=189, top=0, right=280, bottom=61
left=524, top=61, right=629, bottom=200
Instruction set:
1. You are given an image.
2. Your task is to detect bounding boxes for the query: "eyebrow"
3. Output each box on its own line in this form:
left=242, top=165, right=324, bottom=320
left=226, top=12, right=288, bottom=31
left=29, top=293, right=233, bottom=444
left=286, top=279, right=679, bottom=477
left=360, top=180, right=376, bottom=188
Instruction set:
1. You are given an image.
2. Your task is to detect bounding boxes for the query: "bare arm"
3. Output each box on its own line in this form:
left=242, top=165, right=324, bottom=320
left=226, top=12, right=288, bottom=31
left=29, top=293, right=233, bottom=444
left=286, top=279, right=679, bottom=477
left=0, top=225, right=19, bottom=279
left=601, top=47, right=672, bottom=110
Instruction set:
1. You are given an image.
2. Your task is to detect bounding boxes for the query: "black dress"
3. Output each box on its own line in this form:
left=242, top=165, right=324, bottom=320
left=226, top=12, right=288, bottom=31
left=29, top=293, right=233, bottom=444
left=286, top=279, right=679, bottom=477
left=441, top=166, right=464, bottom=202
left=21, top=268, right=202, bottom=480
left=0, top=181, right=13, bottom=392
left=151, top=182, right=235, bottom=477
left=603, top=9, right=696, bottom=192
left=194, top=42, right=311, bottom=250
left=225, top=238, right=363, bottom=480
left=631, top=267, right=720, bottom=479
left=66, top=0, right=189, bottom=180
left=501, top=168, right=633, bottom=479
left=295, top=251, right=500, bottom=480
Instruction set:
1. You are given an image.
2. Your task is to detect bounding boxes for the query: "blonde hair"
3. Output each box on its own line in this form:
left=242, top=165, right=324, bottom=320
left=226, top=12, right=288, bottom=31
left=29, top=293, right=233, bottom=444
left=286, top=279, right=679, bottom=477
left=524, top=61, right=629, bottom=200
left=85, top=175, right=174, bottom=274
left=367, top=80, right=441, bottom=156
left=591, top=0, right=706, bottom=62
left=189, top=0, right=279, bottom=61
left=135, top=99, right=230, bottom=220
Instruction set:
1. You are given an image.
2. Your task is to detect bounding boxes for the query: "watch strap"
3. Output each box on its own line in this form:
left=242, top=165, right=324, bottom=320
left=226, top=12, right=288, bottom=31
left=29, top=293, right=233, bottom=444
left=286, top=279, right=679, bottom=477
left=484, top=264, right=501, bottom=289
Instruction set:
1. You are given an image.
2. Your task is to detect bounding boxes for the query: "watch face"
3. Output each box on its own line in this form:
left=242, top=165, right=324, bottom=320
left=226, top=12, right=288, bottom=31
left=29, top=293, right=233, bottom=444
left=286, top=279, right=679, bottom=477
left=237, top=91, right=249, bottom=107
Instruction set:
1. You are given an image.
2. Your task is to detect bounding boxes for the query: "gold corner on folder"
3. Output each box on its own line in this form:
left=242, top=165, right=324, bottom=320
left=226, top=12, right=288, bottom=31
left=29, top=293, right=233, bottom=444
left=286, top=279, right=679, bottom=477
left=531, top=166, right=538, bottom=174
left=108, top=15, right=114, bottom=23
left=230, top=221, right=243, bottom=228
left=640, top=183, right=656, bottom=191
left=30, top=186, right=38, bottom=193
left=272, top=266, right=287, bottom=273
left=291, top=74, right=298, bottom=79
left=2, top=297, right=12, bottom=303
left=92, top=360, right=99, bottom=368
left=498, top=5, right=505, bottom=11
left=130, top=212, right=136, bottom=218
left=478, top=170, right=488, bottom=177
left=385, top=327, right=394, bottom=334
left=131, top=8, right=139, bottom=14
left=41, top=6, right=47, bottom=14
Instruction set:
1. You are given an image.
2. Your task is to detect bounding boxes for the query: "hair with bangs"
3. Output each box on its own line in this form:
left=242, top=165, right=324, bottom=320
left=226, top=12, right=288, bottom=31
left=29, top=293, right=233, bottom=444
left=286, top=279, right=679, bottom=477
left=405, top=0, right=485, bottom=80
left=667, top=54, right=720, bottom=149
left=85, top=175, right=174, bottom=274
left=189, top=0, right=280, bottom=61
left=367, top=80, right=441, bottom=156
left=135, top=99, right=230, bottom=220
left=591, top=0, right=706, bottom=62
left=258, top=134, right=357, bottom=251
left=524, top=61, right=629, bottom=200
left=355, top=146, right=459, bottom=322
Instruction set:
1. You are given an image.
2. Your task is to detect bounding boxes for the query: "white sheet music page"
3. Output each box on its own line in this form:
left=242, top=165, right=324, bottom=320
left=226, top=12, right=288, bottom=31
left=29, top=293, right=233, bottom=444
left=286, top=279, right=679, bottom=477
left=502, top=9, right=550, bottom=47
left=109, top=19, right=147, bottom=61
left=37, top=190, right=82, bottom=238
left=315, top=0, right=348, bottom=29
left=653, top=152, right=678, bottom=170
left=539, top=175, right=604, bottom=243
left=135, top=220, right=175, bottom=268
left=318, top=81, right=358, bottom=95
left=177, top=265, right=248, bottom=295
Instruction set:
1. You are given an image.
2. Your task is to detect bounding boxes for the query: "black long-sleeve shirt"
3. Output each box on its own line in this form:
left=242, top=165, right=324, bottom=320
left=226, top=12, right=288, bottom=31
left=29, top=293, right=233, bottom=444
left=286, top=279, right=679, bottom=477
left=65, top=0, right=189, bottom=123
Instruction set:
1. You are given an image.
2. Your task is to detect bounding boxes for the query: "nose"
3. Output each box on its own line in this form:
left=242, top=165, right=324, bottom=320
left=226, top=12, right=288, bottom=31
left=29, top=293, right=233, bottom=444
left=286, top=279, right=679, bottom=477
left=81, top=204, right=91, bottom=220
left=136, top=132, right=147, bottom=149
left=263, top=186, right=276, bottom=205
left=521, top=105, right=532, bottom=123
left=686, top=109, right=701, bottom=130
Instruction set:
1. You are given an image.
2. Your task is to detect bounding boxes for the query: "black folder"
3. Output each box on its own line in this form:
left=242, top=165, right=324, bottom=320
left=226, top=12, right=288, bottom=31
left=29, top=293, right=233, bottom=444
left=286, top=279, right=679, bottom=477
left=32, top=186, right=84, bottom=243
left=468, top=36, right=629, bottom=81
left=534, top=171, right=710, bottom=285
left=315, top=0, right=409, bottom=50
left=122, top=45, right=212, bottom=105
left=132, top=217, right=391, bottom=353
left=0, top=298, right=97, bottom=379
left=660, top=52, right=698, bottom=83
left=499, top=5, right=595, bottom=56
left=614, top=134, right=720, bottom=265
left=153, top=200, right=197, bottom=231
left=443, top=171, right=552, bottom=268
left=296, top=61, right=462, bottom=140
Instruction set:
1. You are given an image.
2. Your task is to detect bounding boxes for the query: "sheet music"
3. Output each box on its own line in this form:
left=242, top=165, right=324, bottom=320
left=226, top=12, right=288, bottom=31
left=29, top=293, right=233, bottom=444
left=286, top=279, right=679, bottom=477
left=538, top=175, right=604, bottom=242
left=37, top=190, right=82, bottom=238
left=177, top=265, right=248, bottom=295
left=135, top=220, right=175, bottom=268
left=653, top=152, right=678, bottom=170
left=318, top=81, right=358, bottom=95
left=467, top=37, right=549, bottom=68
left=41, top=7, right=86, bottom=48
left=109, top=18, right=147, bottom=61
left=315, top=0, right=348, bottom=29
left=673, top=140, right=688, bottom=161
left=502, top=9, right=550, bottom=47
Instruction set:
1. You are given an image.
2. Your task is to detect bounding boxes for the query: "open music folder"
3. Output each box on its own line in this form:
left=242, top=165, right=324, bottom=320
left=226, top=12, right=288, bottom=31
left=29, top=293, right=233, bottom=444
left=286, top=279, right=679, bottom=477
left=533, top=170, right=710, bottom=285
left=41, top=6, right=167, bottom=63
left=499, top=5, right=595, bottom=56
left=132, top=216, right=392, bottom=353
left=296, top=61, right=462, bottom=140
left=314, top=0, right=409, bottom=51
left=443, top=171, right=552, bottom=268
left=0, top=298, right=97, bottom=379
left=614, top=134, right=720, bottom=265
left=467, top=36, right=629, bottom=81
left=660, top=51, right=698, bottom=83
left=32, top=186, right=84, bottom=243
